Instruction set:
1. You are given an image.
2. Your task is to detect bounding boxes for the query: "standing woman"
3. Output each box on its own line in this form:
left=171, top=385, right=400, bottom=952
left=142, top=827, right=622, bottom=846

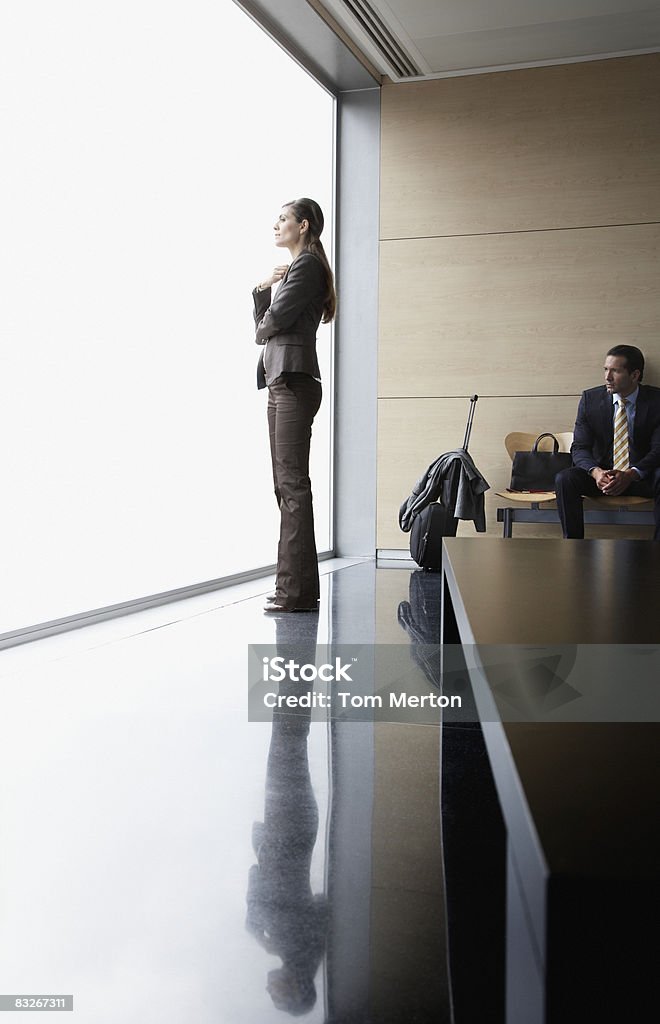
left=253, top=198, right=336, bottom=613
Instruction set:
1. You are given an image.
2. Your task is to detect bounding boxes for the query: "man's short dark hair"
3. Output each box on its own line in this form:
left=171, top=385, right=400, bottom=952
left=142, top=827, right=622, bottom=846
left=606, top=344, right=645, bottom=381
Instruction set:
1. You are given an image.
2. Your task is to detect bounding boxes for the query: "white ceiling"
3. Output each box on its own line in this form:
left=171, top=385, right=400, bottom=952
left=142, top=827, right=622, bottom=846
left=318, top=0, right=660, bottom=80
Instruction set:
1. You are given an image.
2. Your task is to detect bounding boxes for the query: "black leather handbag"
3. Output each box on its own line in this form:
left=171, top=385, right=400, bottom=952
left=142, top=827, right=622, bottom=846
left=509, top=433, right=572, bottom=492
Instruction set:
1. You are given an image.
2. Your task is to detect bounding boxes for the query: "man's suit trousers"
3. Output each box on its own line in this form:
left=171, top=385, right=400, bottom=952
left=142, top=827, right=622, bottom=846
left=555, top=466, right=660, bottom=540
left=267, top=373, right=322, bottom=608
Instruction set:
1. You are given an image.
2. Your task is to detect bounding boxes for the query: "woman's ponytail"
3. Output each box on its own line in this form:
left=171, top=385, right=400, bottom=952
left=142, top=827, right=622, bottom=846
left=286, top=198, right=337, bottom=323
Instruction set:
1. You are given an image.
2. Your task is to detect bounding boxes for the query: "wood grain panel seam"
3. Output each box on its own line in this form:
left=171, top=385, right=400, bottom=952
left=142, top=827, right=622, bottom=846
left=379, top=394, right=582, bottom=400
left=380, top=220, right=660, bottom=243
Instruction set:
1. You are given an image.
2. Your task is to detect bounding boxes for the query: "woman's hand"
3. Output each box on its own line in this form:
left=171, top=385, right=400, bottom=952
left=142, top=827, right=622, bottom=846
left=258, top=265, right=289, bottom=290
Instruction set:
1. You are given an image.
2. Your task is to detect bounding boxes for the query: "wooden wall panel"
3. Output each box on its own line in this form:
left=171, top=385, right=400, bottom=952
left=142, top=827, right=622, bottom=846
left=381, top=55, right=660, bottom=239
left=378, top=224, right=660, bottom=399
left=376, top=54, right=659, bottom=555
left=377, top=396, right=652, bottom=548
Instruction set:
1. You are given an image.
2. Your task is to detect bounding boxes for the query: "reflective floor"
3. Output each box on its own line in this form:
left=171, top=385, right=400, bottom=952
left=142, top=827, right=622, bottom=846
left=0, top=560, right=455, bottom=1024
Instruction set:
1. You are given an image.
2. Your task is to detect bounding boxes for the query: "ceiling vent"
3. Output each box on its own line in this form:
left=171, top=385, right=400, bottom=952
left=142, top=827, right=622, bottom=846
left=321, top=0, right=427, bottom=80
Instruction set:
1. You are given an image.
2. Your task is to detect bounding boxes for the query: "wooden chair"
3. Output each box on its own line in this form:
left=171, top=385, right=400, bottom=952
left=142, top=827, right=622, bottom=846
left=495, top=430, right=653, bottom=537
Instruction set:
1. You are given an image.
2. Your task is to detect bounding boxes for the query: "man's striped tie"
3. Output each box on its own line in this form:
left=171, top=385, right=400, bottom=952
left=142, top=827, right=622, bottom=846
left=612, top=398, right=629, bottom=471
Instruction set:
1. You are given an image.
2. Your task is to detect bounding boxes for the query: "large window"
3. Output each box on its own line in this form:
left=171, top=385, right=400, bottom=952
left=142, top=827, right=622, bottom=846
left=0, top=1, right=335, bottom=634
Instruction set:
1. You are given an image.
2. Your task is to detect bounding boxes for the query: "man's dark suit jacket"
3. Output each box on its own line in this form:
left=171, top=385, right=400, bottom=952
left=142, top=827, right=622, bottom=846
left=571, top=383, right=660, bottom=476
left=253, top=252, right=326, bottom=390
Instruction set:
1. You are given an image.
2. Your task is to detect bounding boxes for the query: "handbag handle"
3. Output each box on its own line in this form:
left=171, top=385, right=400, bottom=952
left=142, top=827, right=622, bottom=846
left=532, top=432, right=560, bottom=454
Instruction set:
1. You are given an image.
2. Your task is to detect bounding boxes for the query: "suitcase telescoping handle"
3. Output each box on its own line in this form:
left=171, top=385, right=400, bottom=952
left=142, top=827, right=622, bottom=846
left=461, top=395, right=479, bottom=452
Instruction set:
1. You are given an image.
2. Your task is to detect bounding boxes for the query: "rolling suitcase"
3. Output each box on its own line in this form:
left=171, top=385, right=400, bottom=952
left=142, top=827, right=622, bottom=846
left=409, top=395, right=479, bottom=571
left=409, top=500, right=458, bottom=570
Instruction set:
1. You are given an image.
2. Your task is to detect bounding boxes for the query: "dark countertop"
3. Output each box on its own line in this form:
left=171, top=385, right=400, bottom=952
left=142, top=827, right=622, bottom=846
left=442, top=538, right=660, bottom=883
left=442, top=538, right=660, bottom=645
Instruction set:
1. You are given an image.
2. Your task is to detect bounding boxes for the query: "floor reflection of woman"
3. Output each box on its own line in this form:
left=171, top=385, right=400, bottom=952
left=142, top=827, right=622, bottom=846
left=246, top=681, right=327, bottom=1015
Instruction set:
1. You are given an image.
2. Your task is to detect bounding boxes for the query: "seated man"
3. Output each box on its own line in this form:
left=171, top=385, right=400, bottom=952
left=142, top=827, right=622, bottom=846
left=555, top=345, right=660, bottom=540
